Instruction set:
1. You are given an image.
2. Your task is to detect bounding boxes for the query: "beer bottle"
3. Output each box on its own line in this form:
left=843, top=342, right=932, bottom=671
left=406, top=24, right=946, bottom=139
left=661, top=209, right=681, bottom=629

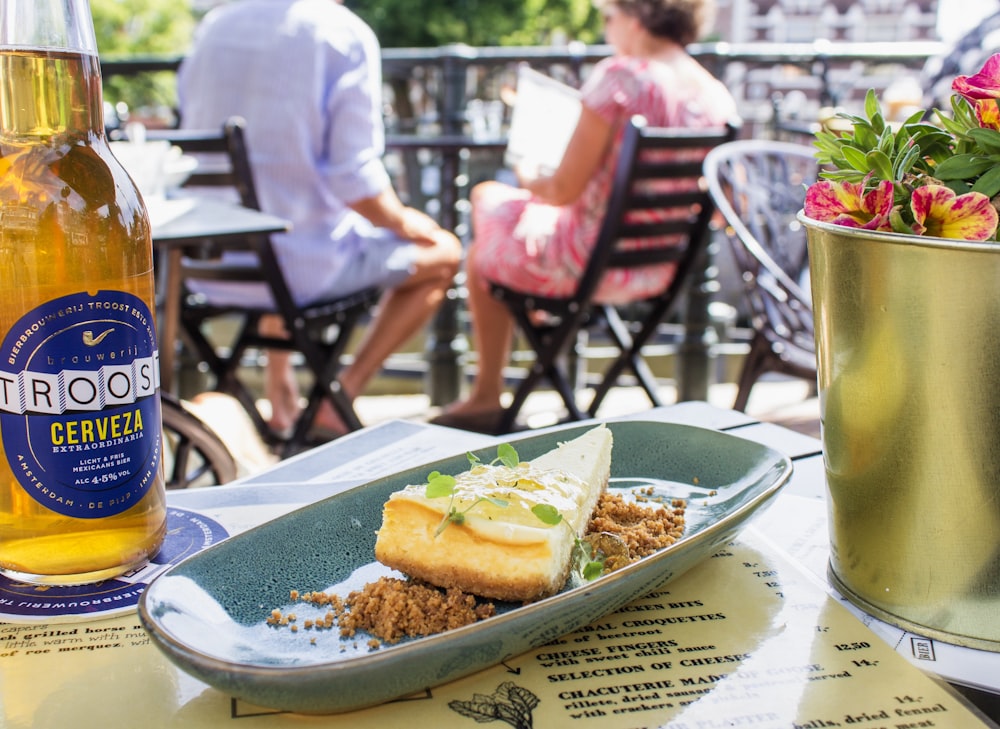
left=0, top=0, right=167, bottom=583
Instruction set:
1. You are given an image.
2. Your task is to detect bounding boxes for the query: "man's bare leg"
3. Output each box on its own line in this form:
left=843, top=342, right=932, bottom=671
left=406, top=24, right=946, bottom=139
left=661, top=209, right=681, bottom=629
left=313, top=244, right=461, bottom=432
left=259, top=314, right=303, bottom=433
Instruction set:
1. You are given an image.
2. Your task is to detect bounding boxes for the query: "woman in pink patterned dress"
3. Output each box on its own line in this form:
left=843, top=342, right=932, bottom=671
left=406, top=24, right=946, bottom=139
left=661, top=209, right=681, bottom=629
left=431, top=0, right=737, bottom=434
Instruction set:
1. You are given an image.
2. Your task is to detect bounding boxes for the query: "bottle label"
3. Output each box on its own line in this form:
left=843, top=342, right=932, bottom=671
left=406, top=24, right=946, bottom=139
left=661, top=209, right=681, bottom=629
left=0, top=290, right=161, bottom=518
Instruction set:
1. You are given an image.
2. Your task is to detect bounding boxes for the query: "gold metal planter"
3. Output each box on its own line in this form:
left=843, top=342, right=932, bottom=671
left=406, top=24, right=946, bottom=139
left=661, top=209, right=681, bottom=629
left=802, top=213, right=1000, bottom=651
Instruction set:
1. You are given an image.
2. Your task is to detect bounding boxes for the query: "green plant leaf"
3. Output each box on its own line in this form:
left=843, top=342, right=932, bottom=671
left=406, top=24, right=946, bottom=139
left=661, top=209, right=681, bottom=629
left=841, top=145, right=871, bottom=173
left=968, top=127, right=1000, bottom=155
left=876, top=125, right=895, bottom=157
left=866, top=149, right=894, bottom=181
left=818, top=167, right=868, bottom=184
left=933, top=154, right=996, bottom=181
left=851, top=123, right=880, bottom=151
left=889, top=208, right=915, bottom=234
left=892, top=144, right=922, bottom=179
left=582, top=561, right=604, bottom=581
left=972, top=164, right=1000, bottom=197
left=863, top=88, right=880, bottom=122
left=950, top=95, right=983, bottom=131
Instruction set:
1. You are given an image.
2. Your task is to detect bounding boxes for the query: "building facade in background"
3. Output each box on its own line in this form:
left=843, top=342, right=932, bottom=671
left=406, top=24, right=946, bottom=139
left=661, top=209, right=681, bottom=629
left=713, top=0, right=939, bottom=43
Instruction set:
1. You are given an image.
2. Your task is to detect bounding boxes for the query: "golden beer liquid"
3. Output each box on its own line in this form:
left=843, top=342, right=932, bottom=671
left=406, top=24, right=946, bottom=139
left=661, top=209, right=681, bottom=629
left=0, top=48, right=167, bottom=584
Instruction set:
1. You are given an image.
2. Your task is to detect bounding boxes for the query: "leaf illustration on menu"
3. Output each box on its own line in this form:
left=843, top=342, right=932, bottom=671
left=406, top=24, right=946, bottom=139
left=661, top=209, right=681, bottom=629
left=448, top=681, right=539, bottom=729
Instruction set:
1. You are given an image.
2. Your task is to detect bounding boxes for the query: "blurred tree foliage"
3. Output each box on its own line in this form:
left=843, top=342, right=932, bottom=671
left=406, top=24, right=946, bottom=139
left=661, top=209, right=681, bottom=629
left=89, top=0, right=603, bottom=114
left=351, top=0, right=604, bottom=46
left=92, top=0, right=196, bottom=114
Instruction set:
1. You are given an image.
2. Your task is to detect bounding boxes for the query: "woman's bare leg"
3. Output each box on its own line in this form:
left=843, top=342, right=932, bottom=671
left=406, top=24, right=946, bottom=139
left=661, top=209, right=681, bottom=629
left=436, top=250, right=513, bottom=415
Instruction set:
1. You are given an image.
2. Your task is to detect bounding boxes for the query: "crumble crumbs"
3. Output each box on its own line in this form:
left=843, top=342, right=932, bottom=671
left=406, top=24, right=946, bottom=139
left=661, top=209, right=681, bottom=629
left=268, top=578, right=495, bottom=646
left=587, top=492, right=686, bottom=561
left=268, top=491, right=685, bottom=645
left=339, top=578, right=496, bottom=644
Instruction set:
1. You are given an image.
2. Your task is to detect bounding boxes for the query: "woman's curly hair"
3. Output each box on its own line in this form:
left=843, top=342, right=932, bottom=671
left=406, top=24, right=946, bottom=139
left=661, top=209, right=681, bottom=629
left=597, top=0, right=715, bottom=46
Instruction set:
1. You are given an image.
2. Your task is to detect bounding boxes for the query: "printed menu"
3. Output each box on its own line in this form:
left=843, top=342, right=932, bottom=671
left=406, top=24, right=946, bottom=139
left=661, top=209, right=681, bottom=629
left=0, top=522, right=992, bottom=728
left=504, top=65, right=581, bottom=174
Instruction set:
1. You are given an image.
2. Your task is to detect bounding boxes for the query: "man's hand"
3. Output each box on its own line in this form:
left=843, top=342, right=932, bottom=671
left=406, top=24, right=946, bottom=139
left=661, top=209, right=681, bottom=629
left=396, top=206, right=449, bottom=246
left=348, top=187, right=453, bottom=245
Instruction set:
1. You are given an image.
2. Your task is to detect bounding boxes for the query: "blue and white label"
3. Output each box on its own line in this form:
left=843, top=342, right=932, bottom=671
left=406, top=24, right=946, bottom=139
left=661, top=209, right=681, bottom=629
left=0, top=290, right=161, bottom=518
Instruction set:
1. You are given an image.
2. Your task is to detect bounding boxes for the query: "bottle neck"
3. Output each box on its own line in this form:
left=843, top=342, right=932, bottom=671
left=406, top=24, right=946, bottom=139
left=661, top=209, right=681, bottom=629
left=0, top=47, right=104, bottom=140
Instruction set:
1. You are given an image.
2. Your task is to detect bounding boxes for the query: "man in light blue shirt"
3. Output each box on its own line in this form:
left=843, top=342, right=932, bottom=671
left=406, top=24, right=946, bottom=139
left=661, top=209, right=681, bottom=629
left=178, top=0, right=461, bottom=434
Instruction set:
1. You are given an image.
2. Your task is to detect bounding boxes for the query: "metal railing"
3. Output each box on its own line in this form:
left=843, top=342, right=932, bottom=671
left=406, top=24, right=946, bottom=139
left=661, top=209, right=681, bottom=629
left=101, top=40, right=943, bottom=131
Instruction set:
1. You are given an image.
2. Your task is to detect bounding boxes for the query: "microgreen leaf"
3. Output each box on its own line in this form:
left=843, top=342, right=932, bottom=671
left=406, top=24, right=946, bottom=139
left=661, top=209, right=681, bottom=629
left=429, top=443, right=558, bottom=538
left=497, top=443, right=519, bottom=468
left=425, top=472, right=456, bottom=499
left=435, top=506, right=460, bottom=536
left=531, top=503, right=562, bottom=526
left=572, top=538, right=606, bottom=582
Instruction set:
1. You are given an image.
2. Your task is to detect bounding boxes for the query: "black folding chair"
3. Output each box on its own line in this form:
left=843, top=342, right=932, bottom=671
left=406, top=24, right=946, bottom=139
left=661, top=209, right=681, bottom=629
left=703, top=139, right=818, bottom=411
left=153, top=118, right=380, bottom=454
left=489, top=116, right=739, bottom=433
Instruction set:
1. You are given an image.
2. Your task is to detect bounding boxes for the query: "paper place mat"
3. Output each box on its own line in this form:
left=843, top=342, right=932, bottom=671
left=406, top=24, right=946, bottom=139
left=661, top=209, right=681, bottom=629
left=0, top=507, right=228, bottom=624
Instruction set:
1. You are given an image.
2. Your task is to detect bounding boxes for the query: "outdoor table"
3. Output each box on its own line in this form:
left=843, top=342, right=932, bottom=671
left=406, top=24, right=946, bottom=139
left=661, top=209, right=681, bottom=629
left=2, top=402, right=998, bottom=727
left=148, top=196, right=292, bottom=392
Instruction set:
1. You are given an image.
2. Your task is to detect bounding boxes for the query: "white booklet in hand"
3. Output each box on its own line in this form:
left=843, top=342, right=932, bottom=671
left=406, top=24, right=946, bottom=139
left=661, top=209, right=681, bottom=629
left=503, top=65, right=582, bottom=175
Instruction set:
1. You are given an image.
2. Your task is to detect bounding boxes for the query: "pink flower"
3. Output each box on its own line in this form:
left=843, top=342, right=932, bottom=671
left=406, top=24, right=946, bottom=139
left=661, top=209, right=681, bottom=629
left=804, top=179, right=894, bottom=230
left=909, top=185, right=998, bottom=241
left=953, top=54, right=1000, bottom=101
left=975, top=98, right=1000, bottom=131
left=807, top=54, right=1000, bottom=242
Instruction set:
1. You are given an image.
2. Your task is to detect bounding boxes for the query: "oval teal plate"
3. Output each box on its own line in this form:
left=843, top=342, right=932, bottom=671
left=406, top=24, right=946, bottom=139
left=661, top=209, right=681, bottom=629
left=138, top=420, right=792, bottom=714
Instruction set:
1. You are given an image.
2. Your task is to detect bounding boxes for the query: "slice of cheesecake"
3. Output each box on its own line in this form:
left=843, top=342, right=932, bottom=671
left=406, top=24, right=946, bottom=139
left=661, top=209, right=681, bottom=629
left=374, top=425, right=613, bottom=602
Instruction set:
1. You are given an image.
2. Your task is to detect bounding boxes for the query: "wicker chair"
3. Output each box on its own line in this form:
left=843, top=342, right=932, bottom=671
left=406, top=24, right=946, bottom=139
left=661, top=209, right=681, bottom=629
left=703, top=139, right=819, bottom=411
